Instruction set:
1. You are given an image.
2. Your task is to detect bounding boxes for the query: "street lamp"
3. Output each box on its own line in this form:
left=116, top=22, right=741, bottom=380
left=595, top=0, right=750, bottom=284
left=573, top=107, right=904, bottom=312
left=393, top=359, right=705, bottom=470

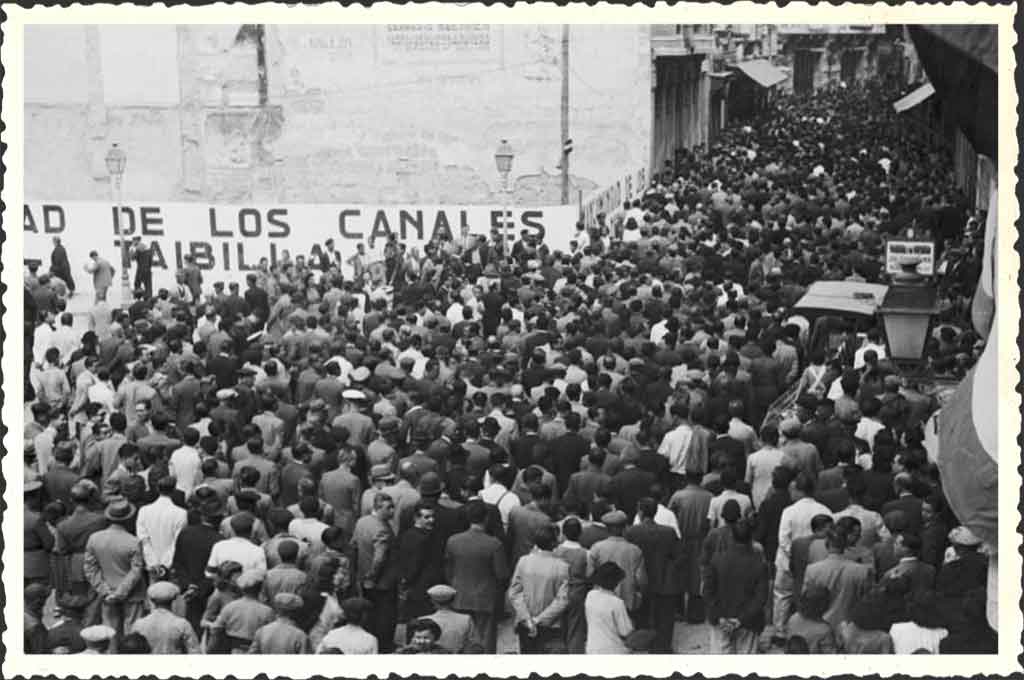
left=105, top=143, right=130, bottom=307
left=494, top=139, right=515, bottom=255
left=878, top=262, right=940, bottom=373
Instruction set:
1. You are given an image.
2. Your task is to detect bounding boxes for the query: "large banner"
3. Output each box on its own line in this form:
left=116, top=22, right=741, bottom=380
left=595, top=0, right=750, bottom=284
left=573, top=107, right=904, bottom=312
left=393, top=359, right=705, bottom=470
left=23, top=202, right=577, bottom=292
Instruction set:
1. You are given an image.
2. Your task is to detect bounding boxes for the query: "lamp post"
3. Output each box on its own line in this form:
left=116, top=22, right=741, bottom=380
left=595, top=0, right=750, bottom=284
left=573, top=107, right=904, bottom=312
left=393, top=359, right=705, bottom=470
left=878, top=261, right=940, bottom=375
left=105, top=143, right=129, bottom=307
left=494, top=139, right=515, bottom=258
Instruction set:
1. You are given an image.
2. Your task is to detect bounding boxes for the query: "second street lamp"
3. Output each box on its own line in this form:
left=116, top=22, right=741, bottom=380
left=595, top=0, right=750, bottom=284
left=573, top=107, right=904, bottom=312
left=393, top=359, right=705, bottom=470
left=105, top=143, right=130, bottom=307
left=494, top=139, right=515, bottom=256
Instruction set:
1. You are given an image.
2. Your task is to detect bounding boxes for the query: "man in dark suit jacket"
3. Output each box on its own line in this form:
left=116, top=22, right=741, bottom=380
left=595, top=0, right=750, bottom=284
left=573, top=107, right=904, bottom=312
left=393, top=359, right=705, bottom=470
left=608, top=459, right=656, bottom=522
left=507, top=484, right=555, bottom=563
left=562, top=449, right=611, bottom=511
left=703, top=519, right=769, bottom=653
left=882, top=532, right=935, bottom=597
left=444, top=500, right=509, bottom=652
left=881, top=474, right=923, bottom=533
left=168, top=368, right=202, bottom=430
left=44, top=442, right=80, bottom=507
left=625, top=498, right=685, bottom=652
left=550, top=413, right=590, bottom=496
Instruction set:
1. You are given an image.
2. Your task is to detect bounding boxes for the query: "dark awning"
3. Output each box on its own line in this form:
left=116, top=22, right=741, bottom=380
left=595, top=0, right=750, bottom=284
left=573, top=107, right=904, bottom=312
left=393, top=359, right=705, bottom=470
left=734, top=59, right=788, bottom=88
left=893, top=82, right=935, bottom=113
left=907, top=25, right=997, bottom=158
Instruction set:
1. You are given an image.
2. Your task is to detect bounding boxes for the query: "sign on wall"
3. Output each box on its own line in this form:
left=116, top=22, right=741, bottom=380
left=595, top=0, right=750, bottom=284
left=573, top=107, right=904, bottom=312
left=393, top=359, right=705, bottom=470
left=23, top=201, right=577, bottom=292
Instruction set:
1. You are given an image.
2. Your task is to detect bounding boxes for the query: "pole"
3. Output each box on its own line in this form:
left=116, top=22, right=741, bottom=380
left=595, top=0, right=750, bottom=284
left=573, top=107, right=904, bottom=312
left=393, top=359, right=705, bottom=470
left=504, top=174, right=512, bottom=260
left=116, top=177, right=130, bottom=308
left=560, top=24, right=570, bottom=205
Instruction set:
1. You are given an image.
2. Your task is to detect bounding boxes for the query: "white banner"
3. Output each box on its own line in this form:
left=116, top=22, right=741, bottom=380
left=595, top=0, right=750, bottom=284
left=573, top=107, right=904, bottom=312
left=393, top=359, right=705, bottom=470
left=23, top=201, right=577, bottom=293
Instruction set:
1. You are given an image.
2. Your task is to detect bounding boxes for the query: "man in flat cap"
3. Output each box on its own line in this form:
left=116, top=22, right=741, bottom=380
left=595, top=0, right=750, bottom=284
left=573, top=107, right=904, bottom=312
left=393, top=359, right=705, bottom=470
left=422, top=584, right=471, bottom=653
left=588, top=510, right=647, bottom=619
left=248, top=593, right=310, bottom=654
left=78, top=624, right=116, bottom=654
left=208, top=569, right=274, bottom=653
left=130, top=581, right=200, bottom=653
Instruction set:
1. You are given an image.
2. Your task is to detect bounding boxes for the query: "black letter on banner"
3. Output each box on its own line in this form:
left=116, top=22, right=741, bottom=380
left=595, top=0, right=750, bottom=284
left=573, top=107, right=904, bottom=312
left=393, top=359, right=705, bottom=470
left=24, top=205, right=38, bottom=233
left=150, top=242, right=168, bottom=270
left=222, top=242, right=231, bottom=270
left=369, top=211, right=391, bottom=243
left=43, top=205, right=66, bottom=234
left=191, top=242, right=215, bottom=269
left=339, top=209, right=362, bottom=239
left=113, top=207, right=136, bottom=237
left=399, top=210, right=424, bottom=241
left=140, top=207, right=164, bottom=236
left=174, top=242, right=184, bottom=269
left=267, top=209, right=290, bottom=238
left=236, top=243, right=256, bottom=270
left=490, top=210, right=507, bottom=233
left=521, top=209, right=546, bottom=242
left=238, top=209, right=262, bottom=238
left=209, top=208, right=232, bottom=238
left=431, top=211, right=453, bottom=242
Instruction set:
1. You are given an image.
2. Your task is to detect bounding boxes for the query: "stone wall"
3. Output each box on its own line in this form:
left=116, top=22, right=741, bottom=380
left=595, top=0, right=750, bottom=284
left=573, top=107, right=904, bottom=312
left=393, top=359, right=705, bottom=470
left=24, top=24, right=651, bottom=206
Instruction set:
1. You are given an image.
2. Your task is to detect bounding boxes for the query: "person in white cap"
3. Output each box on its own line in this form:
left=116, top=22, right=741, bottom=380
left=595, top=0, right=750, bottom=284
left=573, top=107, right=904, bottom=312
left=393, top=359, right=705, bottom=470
left=78, top=624, right=116, bottom=654
left=130, top=581, right=199, bottom=654
left=421, top=583, right=471, bottom=653
left=936, top=526, right=988, bottom=597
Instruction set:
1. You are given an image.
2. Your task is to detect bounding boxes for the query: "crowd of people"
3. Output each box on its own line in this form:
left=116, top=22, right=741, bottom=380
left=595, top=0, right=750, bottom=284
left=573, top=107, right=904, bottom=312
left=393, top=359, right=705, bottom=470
left=22, top=77, right=995, bottom=656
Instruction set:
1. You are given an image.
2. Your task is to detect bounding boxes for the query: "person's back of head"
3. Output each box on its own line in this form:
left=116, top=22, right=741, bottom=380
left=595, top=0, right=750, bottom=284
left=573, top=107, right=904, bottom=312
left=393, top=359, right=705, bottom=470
left=562, top=516, right=582, bottom=542
left=792, top=472, right=816, bottom=499
left=277, top=539, right=300, bottom=564
left=299, top=495, right=321, bottom=520
left=533, top=523, right=559, bottom=551
left=636, top=497, right=657, bottom=521
left=810, top=514, right=834, bottom=536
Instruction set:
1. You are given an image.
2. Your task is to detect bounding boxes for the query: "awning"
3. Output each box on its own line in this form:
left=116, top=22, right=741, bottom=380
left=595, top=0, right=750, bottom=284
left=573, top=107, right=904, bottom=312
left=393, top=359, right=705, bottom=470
left=893, top=82, right=935, bottom=113
left=907, top=24, right=997, bottom=158
left=734, top=59, right=788, bottom=88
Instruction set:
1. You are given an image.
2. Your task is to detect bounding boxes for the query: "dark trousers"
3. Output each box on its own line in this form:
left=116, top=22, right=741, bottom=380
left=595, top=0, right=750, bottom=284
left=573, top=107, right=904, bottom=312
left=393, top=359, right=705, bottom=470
left=465, top=610, right=498, bottom=653
left=517, top=624, right=565, bottom=654
left=563, top=591, right=588, bottom=654
left=645, top=593, right=678, bottom=653
left=366, top=588, right=399, bottom=653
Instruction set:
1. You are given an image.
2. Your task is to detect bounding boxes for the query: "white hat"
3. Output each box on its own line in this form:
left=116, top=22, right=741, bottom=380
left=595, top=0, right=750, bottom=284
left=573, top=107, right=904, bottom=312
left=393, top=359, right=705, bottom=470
left=342, top=389, right=367, bottom=401
left=216, top=388, right=237, bottom=400
left=949, top=525, right=983, bottom=547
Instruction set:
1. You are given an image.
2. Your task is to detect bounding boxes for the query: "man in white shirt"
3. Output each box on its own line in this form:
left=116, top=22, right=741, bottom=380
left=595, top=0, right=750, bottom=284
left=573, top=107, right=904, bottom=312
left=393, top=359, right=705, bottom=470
left=206, top=513, right=268, bottom=577
left=136, top=476, right=187, bottom=577
left=316, top=597, right=379, bottom=654
left=657, top=402, right=695, bottom=485
left=51, top=313, right=80, bottom=366
left=479, top=464, right=521, bottom=530
left=745, top=426, right=786, bottom=509
left=773, top=473, right=832, bottom=629
left=706, top=468, right=753, bottom=529
left=853, top=330, right=887, bottom=370
left=168, top=428, right=203, bottom=496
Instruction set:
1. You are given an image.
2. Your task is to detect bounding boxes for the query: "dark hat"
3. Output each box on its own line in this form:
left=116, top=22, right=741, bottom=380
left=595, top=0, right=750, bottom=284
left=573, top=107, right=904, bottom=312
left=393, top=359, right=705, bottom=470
left=418, top=472, right=443, bottom=497
left=340, top=596, right=372, bottom=617
left=104, top=500, right=137, bottom=523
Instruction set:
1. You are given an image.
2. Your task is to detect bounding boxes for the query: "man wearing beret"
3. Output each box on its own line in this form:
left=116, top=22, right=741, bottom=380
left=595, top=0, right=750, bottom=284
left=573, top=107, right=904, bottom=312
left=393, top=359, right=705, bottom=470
left=130, top=581, right=200, bottom=653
